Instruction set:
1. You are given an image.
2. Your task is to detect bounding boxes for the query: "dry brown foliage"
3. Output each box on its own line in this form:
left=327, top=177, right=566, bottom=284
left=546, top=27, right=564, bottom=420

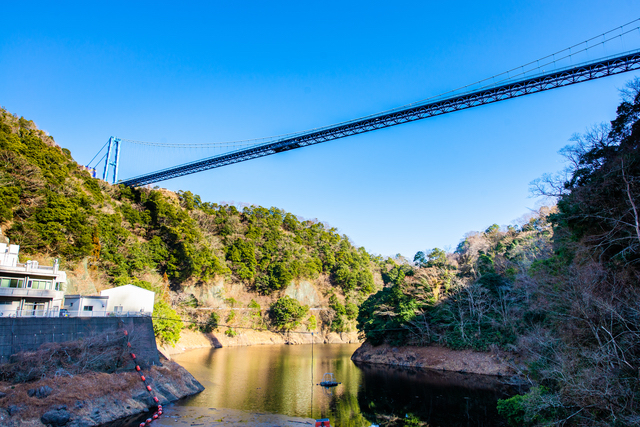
left=0, top=331, right=132, bottom=383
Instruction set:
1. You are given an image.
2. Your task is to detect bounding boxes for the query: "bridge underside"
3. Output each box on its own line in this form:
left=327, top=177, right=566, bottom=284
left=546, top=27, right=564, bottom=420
left=120, top=50, right=640, bottom=187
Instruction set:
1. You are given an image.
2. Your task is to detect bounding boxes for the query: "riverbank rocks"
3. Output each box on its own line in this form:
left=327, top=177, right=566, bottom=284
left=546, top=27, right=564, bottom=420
left=0, top=358, right=203, bottom=426
left=28, top=385, right=53, bottom=399
left=351, top=342, right=516, bottom=376
left=41, top=406, right=71, bottom=426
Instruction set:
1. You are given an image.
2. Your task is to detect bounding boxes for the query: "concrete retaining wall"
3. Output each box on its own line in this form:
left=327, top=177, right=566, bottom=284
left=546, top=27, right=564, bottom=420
left=0, top=316, right=159, bottom=365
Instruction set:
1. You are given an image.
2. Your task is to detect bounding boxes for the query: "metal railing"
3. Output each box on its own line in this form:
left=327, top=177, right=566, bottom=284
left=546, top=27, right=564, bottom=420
left=0, top=287, right=60, bottom=298
left=0, top=309, right=152, bottom=318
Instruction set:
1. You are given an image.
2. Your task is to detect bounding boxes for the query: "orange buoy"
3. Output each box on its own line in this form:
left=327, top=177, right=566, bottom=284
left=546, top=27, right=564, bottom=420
left=136, top=365, right=141, bottom=371
left=146, top=385, right=152, bottom=392
left=124, top=330, right=128, bottom=336
left=130, top=353, right=136, bottom=359
left=127, top=342, right=132, bottom=347
left=153, top=396, right=159, bottom=403
left=153, top=414, right=158, bottom=419
left=141, top=375, right=146, bottom=381
left=146, top=418, right=152, bottom=423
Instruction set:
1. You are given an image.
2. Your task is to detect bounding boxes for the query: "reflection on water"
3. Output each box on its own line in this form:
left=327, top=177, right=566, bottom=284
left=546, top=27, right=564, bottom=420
left=124, top=344, right=515, bottom=426
left=355, top=361, right=514, bottom=426
left=173, top=344, right=367, bottom=425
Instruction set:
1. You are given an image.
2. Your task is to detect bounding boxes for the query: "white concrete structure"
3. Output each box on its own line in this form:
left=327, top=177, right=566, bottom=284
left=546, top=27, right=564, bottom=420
left=63, top=295, right=109, bottom=317
left=100, top=284, right=155, bottom=315
left=0, top=243, right=67, bottom=317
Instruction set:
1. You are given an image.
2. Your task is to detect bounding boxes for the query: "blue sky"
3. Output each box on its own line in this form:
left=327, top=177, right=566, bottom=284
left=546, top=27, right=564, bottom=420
left=1, top=1, right=640, bottom=258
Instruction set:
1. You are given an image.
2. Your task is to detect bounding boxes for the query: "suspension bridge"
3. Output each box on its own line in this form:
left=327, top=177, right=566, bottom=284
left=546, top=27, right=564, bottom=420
left=87, top=20, right=640, bottom=187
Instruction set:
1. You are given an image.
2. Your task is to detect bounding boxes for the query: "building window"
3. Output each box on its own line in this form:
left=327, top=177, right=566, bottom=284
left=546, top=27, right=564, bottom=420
left=83, top=306, right=93, bottom=311
left=28, top=280, right=51, bottom=290
left=114, top=306, right=123, bottom=313
left=1, top=278, right=24, bottom=288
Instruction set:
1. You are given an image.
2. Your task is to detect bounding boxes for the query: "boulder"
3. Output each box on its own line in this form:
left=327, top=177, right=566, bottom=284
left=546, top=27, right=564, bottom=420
left=41, top=408, right=71, bottom=426
left=28, top=385, right=53, bottom=398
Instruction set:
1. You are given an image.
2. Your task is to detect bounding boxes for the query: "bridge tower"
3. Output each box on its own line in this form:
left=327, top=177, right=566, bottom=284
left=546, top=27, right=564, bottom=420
left=102, top=136, right=122, bottom=184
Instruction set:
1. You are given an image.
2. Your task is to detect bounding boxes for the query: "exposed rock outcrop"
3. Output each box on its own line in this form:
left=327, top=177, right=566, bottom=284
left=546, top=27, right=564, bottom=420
left=351, top=342, right=516, bottom=376
left=0, top=358, right=203, bottom=427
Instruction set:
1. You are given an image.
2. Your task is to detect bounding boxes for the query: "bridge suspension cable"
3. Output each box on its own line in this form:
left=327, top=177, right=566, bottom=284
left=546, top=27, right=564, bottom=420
left=114, top=20, right=640, bottom=187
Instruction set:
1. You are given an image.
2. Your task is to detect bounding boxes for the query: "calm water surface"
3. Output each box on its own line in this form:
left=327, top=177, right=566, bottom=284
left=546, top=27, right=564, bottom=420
left=121, top=344, right=514, bottom=426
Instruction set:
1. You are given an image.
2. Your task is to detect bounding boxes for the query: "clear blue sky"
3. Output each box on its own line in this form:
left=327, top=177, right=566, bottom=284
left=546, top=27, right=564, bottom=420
left=1, top=1, right=639, bottom=258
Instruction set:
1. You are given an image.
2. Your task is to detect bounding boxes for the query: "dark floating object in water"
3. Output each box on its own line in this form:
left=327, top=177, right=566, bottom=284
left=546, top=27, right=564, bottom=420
left=318, top=373, right=340, bottom=387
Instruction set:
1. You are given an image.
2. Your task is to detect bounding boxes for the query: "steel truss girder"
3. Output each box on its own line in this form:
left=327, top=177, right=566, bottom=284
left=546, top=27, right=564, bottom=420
left=120, top=51, right=640, bottom=187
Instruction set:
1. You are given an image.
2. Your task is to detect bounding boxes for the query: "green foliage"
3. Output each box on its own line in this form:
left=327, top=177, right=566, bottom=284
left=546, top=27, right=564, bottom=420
left=226, top=310, right=236, bottom=324
left=497, top=388, right=563, bottom=427
left=226, top=238, right=257, bottom=281
left=224, top=297, right=239, bottom=307
left=153, top=301, right=183, bottom=346
left=200, top=312, right=220, bottom=333
left=270, top=296, right=308, bottom=330
left=82, top=177, right=103, bottom=203
left=182, top=294, right=199, bottom=308
left=496, top=395, right=526, bottom=426
left=413, top=247, right=447, bottom=268
left=358, top=284, right=423, bottom=345
left=345, top=302, right=359, bottom=320
left=224, top=328, right=238, bottom=337
left=359, top=214, right=550, bottom=349
left=0, top=186, right=20, bottom=222
left=307, top=314, right=317, bottom=331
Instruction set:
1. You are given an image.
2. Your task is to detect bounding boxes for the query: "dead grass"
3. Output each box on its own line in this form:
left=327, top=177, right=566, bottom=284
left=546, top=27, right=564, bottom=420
left=0, top=371, right=141, bottom=411
left=0, top=330, right=132, bottom=383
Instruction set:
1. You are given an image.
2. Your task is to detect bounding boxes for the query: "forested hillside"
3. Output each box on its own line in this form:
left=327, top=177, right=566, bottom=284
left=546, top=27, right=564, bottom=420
left=358, top=80, right=640, bottom=426
left=0, top=108, right=379, bottom=342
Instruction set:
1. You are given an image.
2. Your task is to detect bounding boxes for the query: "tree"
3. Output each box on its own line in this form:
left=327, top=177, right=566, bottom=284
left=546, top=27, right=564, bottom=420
left=539, top=78, right=640, bottom=265
left=270, top=296, right=308, bottom=331
left=153, top=301, right=183, bottom=346
left=414, top=248, right=448, bottom=268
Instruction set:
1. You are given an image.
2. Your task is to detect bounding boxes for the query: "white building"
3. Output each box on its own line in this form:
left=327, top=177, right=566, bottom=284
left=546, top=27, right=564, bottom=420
left=62, top=295, right=109, bottom=317
left=100, top=284, right=155, bottom=315
left=0, top=243, right=67, bottom=317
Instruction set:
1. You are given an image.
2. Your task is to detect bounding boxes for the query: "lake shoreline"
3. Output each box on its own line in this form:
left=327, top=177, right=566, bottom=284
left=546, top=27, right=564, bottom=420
left=160, top=328, right=360, bottom=357
left=351, top=341, right=517, bottom=376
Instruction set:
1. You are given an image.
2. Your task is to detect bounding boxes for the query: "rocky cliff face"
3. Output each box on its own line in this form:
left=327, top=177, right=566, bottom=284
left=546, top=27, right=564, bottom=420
left=0, top=357, right=203, bottom=427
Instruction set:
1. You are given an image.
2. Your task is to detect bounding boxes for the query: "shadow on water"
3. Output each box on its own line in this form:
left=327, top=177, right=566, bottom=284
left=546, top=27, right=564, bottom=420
left=355, top=361, right=519, bottom=427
